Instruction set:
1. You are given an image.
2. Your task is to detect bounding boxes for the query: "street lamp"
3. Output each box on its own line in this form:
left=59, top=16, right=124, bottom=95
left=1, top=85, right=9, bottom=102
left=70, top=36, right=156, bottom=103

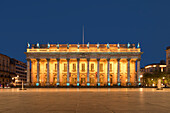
left=162, top=77, right=165, bottom=85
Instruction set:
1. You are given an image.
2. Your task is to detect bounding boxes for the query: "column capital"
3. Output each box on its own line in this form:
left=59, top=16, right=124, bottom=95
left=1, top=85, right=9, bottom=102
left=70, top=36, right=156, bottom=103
left=77, top=58, right=80, bottom=61
left=46, top=58, right=50, bottom=61
left=87, top=58, right=90, bottom=61
left=127, top=58, right=131, bottom=61
left=137, top=58, right=141, bottom=61
left=117, top=58, right=121, bottom=61
left=107, top=58, right=110, bottom=61
left=36, top=58, right=40, bottom=61
left=56, top=58, right=60, bottom=61
left=66, top=58, right=70, bottom=61
left=97, top=58, right=100, bottom=61
left=26, top=58, right=30, bottom=61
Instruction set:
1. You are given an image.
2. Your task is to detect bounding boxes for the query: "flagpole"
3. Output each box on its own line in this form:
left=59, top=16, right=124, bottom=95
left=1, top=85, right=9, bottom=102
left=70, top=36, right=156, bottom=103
left=83, top=25, right=84, bottom=47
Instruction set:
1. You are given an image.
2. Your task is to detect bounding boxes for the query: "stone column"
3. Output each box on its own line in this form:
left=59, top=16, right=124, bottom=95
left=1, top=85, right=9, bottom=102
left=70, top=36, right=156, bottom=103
left=26, top=58, right=30, bottom=86
left=36, top=58, right=40, bottom=86
left=87, top=58, right=90, bottom=86
left=67, top=58, right=70, bottom=86
left=31, top=61, right=34, bottom=85
left=137, top=58, right=141, bottom=85
left=117, top=58, right=121, bottom=86
left=77, top=58, right=80, bottom=86
left=57, top=58, right=60, bottom=86
left=46, top=58, right=50, bottom=86
left=107, top=58, right=110, bottom=86
left=97, top=58, right=100, bottom=86
left=127, top=58, right=131, bottom=86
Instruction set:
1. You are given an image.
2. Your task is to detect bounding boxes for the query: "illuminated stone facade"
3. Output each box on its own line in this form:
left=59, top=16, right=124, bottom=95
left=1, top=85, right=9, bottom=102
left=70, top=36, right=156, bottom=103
left=166, top=46, right=170, bottom=74
left=25, top=43, right=143, bottom=86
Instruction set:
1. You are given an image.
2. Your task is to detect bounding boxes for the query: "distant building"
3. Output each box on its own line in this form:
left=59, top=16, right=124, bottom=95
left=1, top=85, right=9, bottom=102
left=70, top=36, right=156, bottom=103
left=11, top=58, right=27, bottom=86
left=141, top=60, right=166, bottom=74
left=140, top=60, right=166, bottom=86
left=166, top=46, right=170, bottom=74
left=0, top=53, right=27, bottom=87
left=0, top=53, right=11, bottom=87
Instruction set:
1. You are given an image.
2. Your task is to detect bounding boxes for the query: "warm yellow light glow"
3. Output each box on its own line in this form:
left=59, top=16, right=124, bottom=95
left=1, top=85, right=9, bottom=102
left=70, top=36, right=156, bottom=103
left=140, top=75, right=143, bottom=78
left=27, top=43, right=141, bottom=86
left=152, top=84, right=155, bottom=86
left=27, top=43, right=141, bottom=53
left=159, top=65, right=166, bottom=68
left=145, top=65, right=166, bottom=69
left=145, top=65, right=152, bottom=69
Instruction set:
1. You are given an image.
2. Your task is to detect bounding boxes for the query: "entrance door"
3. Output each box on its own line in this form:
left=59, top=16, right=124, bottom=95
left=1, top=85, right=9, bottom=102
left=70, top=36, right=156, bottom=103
left=100, top=74, right=104, bottom=85
left=81, top=78, right=85, bottom=84
left=62, top=75, right=67, bottom=85
left=72, top=77, right=77, bottom=85
left=110, top=75, right=113, bottom=85
left=99, top=78, right=104, bottom=84
left=90, top=77, right=95, bottom=85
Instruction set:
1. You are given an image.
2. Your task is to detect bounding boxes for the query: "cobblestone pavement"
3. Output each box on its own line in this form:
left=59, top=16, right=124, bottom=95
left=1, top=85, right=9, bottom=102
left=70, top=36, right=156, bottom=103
left=0, top=88, right=170, bottom=113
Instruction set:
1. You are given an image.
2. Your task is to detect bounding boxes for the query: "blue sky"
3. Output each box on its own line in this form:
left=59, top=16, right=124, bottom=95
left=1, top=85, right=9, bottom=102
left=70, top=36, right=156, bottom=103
left=0, top=0, right=170, bottom=67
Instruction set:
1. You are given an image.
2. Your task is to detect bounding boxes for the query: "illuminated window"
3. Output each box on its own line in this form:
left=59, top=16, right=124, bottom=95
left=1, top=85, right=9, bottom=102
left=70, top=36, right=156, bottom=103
left=91, top=64, right=94, bottom=71
left=82, top=63, right=85, bottom=72
left=110, top=63, right=112, bottom=71
left=73, top=63, right=76, bottom=72
left=64, top=63, right=67, bottom=72
left=99, top=63, right=103, bottom=72
left=55, top=64, right=57, bottom=71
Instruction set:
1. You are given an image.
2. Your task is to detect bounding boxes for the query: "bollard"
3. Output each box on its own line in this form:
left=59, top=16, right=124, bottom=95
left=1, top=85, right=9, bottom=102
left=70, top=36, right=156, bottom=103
left=19, top=80, right=27, bottom=90
left=157, top=79, right=163, bottom=90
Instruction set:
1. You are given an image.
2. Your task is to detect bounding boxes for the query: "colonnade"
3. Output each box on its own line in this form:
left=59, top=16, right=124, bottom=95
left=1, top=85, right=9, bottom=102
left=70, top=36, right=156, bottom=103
left=26, top=58, right=141, bottom=86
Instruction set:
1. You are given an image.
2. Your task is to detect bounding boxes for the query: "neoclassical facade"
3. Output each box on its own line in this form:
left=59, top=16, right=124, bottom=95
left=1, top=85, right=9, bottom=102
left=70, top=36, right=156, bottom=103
left=25, top=43, right=143, bottom=86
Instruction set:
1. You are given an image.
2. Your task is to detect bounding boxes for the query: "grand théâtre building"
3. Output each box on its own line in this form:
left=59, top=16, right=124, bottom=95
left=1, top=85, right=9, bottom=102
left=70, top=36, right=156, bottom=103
left=25, top=43, right=143, bottom=86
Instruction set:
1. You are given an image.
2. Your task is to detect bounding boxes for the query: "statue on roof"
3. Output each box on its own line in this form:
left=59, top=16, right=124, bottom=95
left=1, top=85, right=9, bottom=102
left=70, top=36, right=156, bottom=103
left=57, top=43, right=59, bottom=49
left=137, top=42, right=140, bottom=48
left=97, top=43, right=100, bottom=49
left=107, top=43, right=110, bottom=49
left=47, top=43, right=50, bottom=48
left=127, top=42, right=130, bottom=48
left=87, top=42, right=89, bottom=48
left=117, top=43, right=120, bottom=48
left=67, top=43, right=69, bottom=49
left=27, top=42, right=30, bottom=48
left=77, top=43, right=80, bottom=49
left=37, top=43, right=40, bottom=48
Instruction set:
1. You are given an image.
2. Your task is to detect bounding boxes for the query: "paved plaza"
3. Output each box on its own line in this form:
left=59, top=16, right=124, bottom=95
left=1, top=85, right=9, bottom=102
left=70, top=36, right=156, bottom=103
left=0, top=88, right=170, bottom=113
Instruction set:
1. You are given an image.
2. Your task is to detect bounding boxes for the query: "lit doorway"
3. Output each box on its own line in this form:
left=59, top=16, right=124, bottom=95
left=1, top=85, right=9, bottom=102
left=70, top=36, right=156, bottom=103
left=80, top=74, right=86, bottom=86
left=71, top=74, right=77, bottom=85
left=99, top=74, right=104, bottom=86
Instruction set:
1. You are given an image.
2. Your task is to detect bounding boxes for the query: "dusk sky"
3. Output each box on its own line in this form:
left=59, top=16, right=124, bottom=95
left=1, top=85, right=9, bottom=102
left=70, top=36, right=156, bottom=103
left=0, top=0, right=170, bottom=67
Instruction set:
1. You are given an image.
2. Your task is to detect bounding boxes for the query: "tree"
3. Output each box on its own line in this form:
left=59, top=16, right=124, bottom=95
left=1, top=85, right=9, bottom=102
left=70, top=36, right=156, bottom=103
left=143, top=72, right=166, bottom=86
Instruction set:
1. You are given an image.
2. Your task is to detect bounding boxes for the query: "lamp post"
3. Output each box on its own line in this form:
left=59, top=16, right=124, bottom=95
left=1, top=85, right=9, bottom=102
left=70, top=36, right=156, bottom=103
left=162, top=77, right=165, bottom=85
